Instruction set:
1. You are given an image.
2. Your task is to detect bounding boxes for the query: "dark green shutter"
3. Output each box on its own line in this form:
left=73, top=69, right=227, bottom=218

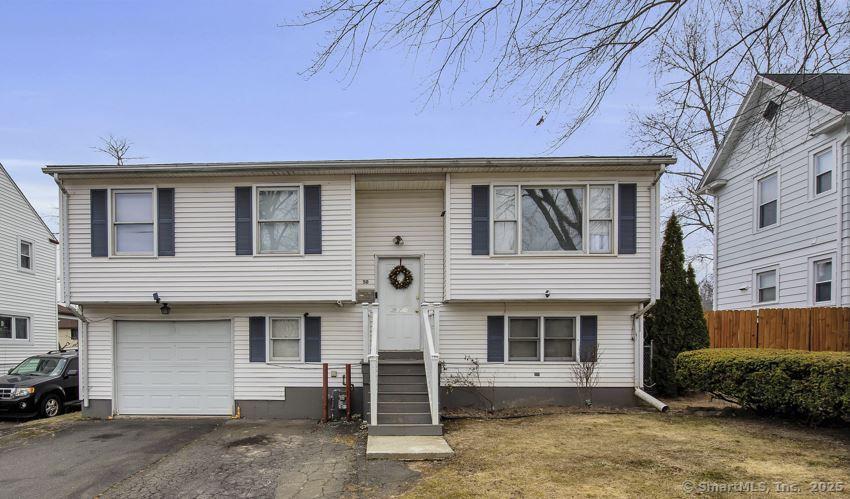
left=304, top=316, right=321, bottom=362
left=304, top=185, right=322, bottom=254
left=90, top=189, right=108, bottom=257
left=580, top=316, right=598, bottom=362
left=235, top=187, right=253, bottom=255
left=618, top=184, right=637, bottom=254
left=487, top=316, right=504, bottom=362
left=249, top=317, right=266, bottom=362
left=157, top=188, right=175, bottom=256
left=472, top=185, right=490, bottom=255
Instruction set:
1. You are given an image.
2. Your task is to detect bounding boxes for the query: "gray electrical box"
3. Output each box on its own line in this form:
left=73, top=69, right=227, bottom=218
left=356, top=288, right=377, bottom=303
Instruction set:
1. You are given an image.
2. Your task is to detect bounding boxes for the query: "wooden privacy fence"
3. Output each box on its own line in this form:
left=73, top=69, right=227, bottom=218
left=705, top=307, right=850, bottom=351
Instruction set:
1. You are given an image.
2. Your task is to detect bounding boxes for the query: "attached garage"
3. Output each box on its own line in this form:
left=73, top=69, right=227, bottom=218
left=115, top=320, right=233, bottom=415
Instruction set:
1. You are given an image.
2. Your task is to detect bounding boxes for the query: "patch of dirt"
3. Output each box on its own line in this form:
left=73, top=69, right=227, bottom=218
left=224, top=434, right=270, bottom=448
left=0, top=412, right=83, bottom=446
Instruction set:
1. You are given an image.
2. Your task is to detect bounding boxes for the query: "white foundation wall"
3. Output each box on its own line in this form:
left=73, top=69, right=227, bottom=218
left=81, top=300, right=639, bottom=405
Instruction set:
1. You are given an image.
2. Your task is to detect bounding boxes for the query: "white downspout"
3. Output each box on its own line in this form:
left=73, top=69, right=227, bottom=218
left=53, top=174, right=89, bottom=408
left=839, top=133, right=850, bottom=305
left=632, top=165, right=668, bottom=412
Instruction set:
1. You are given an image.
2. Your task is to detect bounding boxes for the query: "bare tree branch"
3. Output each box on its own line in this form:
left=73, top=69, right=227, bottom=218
left=91, top=134, right=144, bottom=166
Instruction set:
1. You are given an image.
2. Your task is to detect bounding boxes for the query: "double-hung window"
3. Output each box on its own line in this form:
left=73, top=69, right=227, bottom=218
left=112, top=190, right=155, bottom=255
left=589, top=186, right=613, bottom=253
left=755, top=269, right=778, bottom=304
left=494, top=186, right=518, bottom=254
left=257, top=187, right=300, bottom=254
left=507, top=317, right=577, bottom=362
left=19, top=240, right=33, bottom=270
left=494, top=184, right=615, bottom=254
left=813, top=148, right=834, bottom=195
left=813, top=258, right=833, bottom=304
left=0, top=316, right=29, bottom=341
left=268, top=317, right=302, bottom=361
left=757, top=174, right=778, bottom=229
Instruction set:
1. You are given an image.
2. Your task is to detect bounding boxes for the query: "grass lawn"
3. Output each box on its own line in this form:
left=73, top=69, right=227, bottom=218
left=403, top=411, right=850, bottom=497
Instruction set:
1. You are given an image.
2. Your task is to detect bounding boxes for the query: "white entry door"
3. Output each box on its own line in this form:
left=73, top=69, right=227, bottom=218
left=115, top=320, right=233, bottom=415
left=377, top=257, right=421, bottom=350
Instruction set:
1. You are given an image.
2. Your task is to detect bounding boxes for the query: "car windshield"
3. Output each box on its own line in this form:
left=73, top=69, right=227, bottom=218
left=9, top=357, right=67, bottom=376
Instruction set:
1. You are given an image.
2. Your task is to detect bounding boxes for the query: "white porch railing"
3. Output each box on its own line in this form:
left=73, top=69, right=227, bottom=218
left=421, top=302, right=441, bottom=425
left=367, top=303, right=380, bottom=426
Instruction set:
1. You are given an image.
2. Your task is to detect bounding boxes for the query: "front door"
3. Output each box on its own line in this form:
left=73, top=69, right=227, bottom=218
left=377, top=257, right=421, bottom=350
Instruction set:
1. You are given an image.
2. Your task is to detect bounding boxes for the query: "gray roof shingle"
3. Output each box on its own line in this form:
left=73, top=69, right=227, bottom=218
left=761, top=73, right=850, bottom=112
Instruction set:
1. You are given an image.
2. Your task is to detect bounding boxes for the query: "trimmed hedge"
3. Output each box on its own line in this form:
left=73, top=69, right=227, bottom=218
left=676, top=348, right=850, bottom=423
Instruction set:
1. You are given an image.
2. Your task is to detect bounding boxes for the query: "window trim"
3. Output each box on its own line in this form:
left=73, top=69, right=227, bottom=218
left=266, top=316, right=304, bottom=363
left=17, top=237, right=34, bottom=273
left=253, top=184, right=305, bottom=256
left=489, top=182, right=618, bottom=257
left=0, top=314, right=31, bottom=343
left=110, top=188, right=158, bottom=257
left=754, top=171, right=780, bottom=232
left=810, top=144, right=837, bottom=198
left=809, top=254, right=836, bottom=306
left=752, top=266, right=779, bottom=305
left=504, top=315, right=579, bottom=363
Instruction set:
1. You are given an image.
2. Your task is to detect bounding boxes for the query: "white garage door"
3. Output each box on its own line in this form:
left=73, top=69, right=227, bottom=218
left=116, top=320, right=233, bottom=415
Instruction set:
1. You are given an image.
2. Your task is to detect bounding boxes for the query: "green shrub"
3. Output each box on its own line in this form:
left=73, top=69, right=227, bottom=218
left=676, top=348, right=850, bottom=423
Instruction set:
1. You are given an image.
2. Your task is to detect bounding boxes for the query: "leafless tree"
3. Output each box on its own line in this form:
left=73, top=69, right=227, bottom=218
left=632, top=1, right=849, bottom=244
left=571, top=346, right=600, bottom=407
left=699, top=275, right=714, bottom=310
left=92, top=134, right=143, bottom=166
left=293, top=1, right=848, bottom=148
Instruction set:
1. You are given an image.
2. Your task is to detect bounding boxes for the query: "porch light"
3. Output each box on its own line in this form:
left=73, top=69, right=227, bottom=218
left=393, top=235, right=404, bottom=246
left=160, top=303, right=171, bottom=315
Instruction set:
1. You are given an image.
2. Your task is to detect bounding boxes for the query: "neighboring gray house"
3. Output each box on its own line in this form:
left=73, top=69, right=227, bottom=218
left=0, top=164, right=59, bottom=372
left=44, top=156, right=669, bottom=434
left=700, top=74, right=850, bottom=310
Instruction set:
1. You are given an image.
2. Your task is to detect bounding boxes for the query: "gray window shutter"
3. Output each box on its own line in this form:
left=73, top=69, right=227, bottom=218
left=304, top=185, right=322, bottom=254
left=90, top=189, right=108, bottom=257
left=249, top=317, right=266, bottom=363
left=235, top=187, right=253, bottom=255
left=618, top=183, right=637, bottom=254
left=472, top=185, right=490, bottom=255
left=487, top=316, right=504, bottom=362
left=304, top=316, right=321, bottom=362
left=580, top=316, right=598, bottom=362
left=157, top=188, right=175, bottom=256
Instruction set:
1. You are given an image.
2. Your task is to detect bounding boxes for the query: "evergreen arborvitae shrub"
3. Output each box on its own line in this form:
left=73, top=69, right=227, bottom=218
left=684, top=265, right=710, bottom=351
left=645, top=213, right=705, bottom=396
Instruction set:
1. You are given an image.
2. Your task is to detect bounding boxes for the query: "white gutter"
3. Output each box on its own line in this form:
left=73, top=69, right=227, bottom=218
left=810, top=113, right=849, bottom=136
left=695, top=179, right=727, bottom=196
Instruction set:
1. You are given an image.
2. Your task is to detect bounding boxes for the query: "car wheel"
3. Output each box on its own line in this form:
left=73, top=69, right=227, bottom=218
left=40, top=394, right=62, bottom=418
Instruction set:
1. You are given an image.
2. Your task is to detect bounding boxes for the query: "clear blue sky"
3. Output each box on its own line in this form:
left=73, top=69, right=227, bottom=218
left=1, top=0, right=657, bottom=231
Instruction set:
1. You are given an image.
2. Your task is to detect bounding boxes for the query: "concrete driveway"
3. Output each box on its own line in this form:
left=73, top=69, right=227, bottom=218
left=0, top=415, right=418, bottom=498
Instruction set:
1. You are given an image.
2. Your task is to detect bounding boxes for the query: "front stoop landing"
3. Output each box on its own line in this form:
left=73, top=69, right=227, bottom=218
left=365, top=435, right=454, bottom=460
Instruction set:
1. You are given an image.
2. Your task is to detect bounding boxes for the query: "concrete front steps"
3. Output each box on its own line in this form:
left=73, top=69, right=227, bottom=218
left=366, top=435, right=454, bottom=460
left=362, top=350, right=443, bottom=437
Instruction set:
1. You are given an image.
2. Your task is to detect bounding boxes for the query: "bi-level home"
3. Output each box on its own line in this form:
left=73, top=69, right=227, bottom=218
left=44, top=156, right=669, bottom=434
left=1, top=164, right=58, bottom=372
left=700, top=74, right=850, bottom=310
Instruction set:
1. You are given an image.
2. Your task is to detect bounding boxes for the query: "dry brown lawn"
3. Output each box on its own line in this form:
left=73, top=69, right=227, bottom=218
left=402, top=412, right=850, bottom=498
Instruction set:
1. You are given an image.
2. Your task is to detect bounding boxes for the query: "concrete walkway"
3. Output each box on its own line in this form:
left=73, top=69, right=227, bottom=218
left=366, top=435, right=454, bottom=460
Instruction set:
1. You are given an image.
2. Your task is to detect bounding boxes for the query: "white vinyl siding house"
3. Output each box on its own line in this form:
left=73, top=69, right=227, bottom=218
left=0, top=164, right=58, bottom=372
left=700, top=73, right=850, bottom=310
left=45, top=157, right=668, bottom=421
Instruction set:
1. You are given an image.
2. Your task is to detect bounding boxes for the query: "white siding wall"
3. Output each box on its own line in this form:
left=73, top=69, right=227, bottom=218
left=81, top=304, right=365, bottom=402
left=82, top=300, right=638, bottom=403
left=355, top=189, right=444, bottom=302
left=439, top=302, right=637, bottom=387
left=0, top=168, right=57, bottom=371
left=63, top=175, right=354, bottom=303
left=447, top=171, right=654, bottom=301
left=715, top=87, right=847, bottom=309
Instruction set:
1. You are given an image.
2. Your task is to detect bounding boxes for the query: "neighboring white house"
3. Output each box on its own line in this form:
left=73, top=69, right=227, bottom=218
left=700, top=73, right=850, bottom=310
left=0, top=164, right=59, bottom=372
left=44, top=156, right=669, bottom=433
